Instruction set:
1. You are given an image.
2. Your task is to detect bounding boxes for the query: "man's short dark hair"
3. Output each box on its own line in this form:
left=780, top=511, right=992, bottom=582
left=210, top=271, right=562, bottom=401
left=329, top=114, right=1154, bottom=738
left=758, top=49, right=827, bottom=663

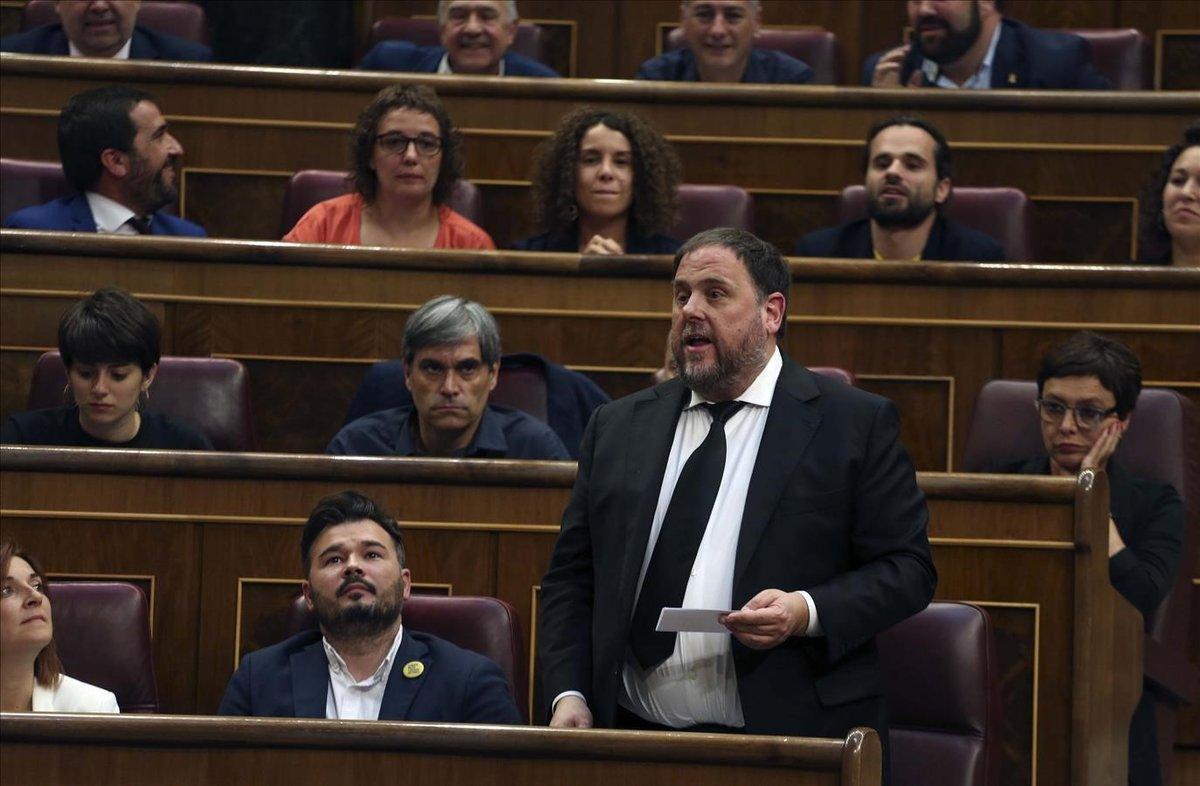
left=58, top=86, right=155, bottom=192
left=862, top=115, right=953, bottom=182
left=1036, top=331, right=1143, bottom=419
left=672, top=228, right=790, bottom=338
left=300, top=491, right=407, bottom=573
left=58, top=287, right=161, bottom=373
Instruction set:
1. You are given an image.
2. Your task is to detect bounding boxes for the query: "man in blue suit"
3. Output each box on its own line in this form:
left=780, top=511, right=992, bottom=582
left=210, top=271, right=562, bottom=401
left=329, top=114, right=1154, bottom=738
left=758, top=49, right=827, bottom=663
left=3, top=86, right=206, bottom=236
left=360, top=0, right=557, bottom=77
left=0, top=1, right=211, bottom=61
left=637, top=1, right=813, bottom=84
left=219, top=491, right=523, bottom=724
left=863, top=0, right=1109, bottom=90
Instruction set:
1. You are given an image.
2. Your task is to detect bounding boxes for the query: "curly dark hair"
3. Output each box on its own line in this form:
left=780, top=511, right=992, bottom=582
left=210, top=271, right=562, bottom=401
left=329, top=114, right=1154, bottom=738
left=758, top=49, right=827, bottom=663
left=1137, top=121, right=1200, bottom=263
left=349, top=84, right=464, bottom=206
left=530, top=107, right=681, bottom=239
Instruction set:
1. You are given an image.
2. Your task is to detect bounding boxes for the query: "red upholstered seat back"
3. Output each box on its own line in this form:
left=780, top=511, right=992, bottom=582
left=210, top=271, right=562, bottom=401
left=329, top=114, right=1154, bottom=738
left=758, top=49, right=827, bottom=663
left=665, top=26, right=841, bottom=84
left=279, top=170, right=483, bottom=238
left=28, top=352, right=257, bottom=451
left=20, top=0, right=210, bottom=44
left=285, top=593, right=528, bottom=721
left=365, top=16, right=544, bottom=64
left=1063, top=28, right=1151, bottom=90
left=674, top=184, right=755, bottom=239
left=878, top=601, right=1001, bottom=786
left=50, top=581, right=159, bottom=713
left=1, top=157, right=72, bottom=223
left=838, top=185, right=1036, bottom=261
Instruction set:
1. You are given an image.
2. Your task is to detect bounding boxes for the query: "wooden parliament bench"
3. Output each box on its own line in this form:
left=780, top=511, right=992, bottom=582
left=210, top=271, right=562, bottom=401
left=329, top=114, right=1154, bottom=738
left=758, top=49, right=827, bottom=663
left=0, top=714, right=882, bottom=786
left=2, top=230, right=1198, bottom=471
left=0, top=446, right=1143, bottom=786
left=1, top=54, right=1196, bottom=261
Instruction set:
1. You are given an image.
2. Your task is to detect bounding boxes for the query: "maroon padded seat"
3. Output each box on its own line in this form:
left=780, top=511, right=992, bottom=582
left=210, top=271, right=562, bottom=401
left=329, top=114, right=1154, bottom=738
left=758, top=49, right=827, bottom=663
left=27, top=351, right=256, bottom=451
left=1, top=157, right=72, bottom=224
left=279, top=170, right=484, bottom=238
left=285, top=593, right=527, bottom=722
left=838, top=185, right=1035, bottom=262
left=877, top=601, right=1001, bottom=786
left=1064, top=29, right=1151, bottom=90
left=808, top=366, right=856, bottom=386
left=365, top=16, right=544, bottom=64
left=665, top=26, right=841, bottom=84
left=962, top=380, right=1199, bottom=777
left=674, top=184, right=754, bottom=240
left=20, top=0, right=210, bottom=45
left=50, top=581, right=159, bottom=713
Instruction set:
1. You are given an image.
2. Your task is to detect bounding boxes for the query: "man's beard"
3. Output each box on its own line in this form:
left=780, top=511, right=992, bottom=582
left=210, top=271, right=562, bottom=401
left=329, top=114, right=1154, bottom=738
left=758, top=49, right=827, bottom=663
left=310, top=575, right=404, bottom=640
left=867, top=185, right=938, bottom=229
left=672, top=317, right=769, bottom=400
left=915, top=2, right=982, bottom=65
left=126, top=153, right=178, bottom=214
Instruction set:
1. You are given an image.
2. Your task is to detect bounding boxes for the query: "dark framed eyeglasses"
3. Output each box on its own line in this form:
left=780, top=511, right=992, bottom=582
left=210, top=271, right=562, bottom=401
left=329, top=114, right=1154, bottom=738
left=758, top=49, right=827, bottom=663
left=374, top=132, right=442, bottom=157
left=1034, top=398, right=1118, bottom=430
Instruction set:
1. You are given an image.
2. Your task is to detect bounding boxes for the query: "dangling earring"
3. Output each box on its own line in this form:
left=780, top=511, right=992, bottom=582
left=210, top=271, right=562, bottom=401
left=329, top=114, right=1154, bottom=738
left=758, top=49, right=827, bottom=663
left=138, top=386, right=151, bottom=411
left=564, top=202, right=579, bottom=222
left=62, top=383, right=76, bottom=407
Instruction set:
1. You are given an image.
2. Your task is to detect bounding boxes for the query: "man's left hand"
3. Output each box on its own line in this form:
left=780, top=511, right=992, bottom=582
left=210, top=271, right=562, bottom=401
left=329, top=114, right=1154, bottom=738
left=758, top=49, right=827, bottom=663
left=720, top=589, right=809, bottom=650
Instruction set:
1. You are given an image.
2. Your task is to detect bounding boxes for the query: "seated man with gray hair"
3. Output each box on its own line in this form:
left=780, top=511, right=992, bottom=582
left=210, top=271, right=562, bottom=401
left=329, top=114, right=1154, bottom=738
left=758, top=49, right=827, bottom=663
left=328, top=295, right=569, bottom=459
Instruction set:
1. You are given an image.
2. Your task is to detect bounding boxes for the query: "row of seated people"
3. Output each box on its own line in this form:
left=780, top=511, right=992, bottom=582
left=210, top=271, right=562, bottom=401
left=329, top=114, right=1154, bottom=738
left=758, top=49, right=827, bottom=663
left=0, top=1, right=1155, bottom=90
left=3, top=83, right=1198, bottom=264
left=0, top=273, right=1187, bottom=786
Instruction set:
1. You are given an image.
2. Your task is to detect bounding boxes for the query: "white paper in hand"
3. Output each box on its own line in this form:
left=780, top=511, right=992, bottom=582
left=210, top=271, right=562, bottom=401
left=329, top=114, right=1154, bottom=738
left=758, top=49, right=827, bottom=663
left=656, top=607, right=734, bottom=634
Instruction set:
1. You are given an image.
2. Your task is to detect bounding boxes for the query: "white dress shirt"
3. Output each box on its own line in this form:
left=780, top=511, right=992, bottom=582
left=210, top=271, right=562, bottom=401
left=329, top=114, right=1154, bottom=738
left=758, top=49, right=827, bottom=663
left=85, top=192, right=141, bottom=235
left=921, top=22, right=1003, bottom=89
left=618, top=347, right=819, bottom=728
left=437, top=53, right=505, bottom=76
left=69, top=38, right=132, bottom=59
left=323, top=624, right=405, bottom=720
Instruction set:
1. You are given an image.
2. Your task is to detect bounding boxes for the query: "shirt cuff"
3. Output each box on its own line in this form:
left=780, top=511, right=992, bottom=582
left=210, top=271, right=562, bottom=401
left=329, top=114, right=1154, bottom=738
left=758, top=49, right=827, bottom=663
left=552, top=690, right=587, bottom=714
left=797, top=590, right=821, bottom=636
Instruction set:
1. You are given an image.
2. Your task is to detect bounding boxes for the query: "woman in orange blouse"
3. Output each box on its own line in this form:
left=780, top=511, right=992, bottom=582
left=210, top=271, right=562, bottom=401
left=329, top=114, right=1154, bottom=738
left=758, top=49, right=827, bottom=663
left=284, top=85, right=494, bottom=250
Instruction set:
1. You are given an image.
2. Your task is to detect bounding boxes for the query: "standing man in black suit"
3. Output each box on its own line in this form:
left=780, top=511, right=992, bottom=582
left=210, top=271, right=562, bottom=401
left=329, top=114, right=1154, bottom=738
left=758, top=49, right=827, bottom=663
left=1, top=1, right=212, bottom=61
left=795, top=116, right=1006, bottom=262
left=538, top=228, right=936, bottom=761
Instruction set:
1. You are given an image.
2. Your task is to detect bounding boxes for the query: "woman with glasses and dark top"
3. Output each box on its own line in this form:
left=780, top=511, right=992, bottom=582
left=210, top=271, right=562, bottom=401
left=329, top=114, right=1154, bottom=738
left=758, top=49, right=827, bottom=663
left=0, top=287, right=212, bottom=450
left=283, top=84, right=494, bottom=249
left=984, top=330, right=1183, bottom=786
left=1, top=539, right=120, bottom=713
left=512, top=107, right=681, bottom=255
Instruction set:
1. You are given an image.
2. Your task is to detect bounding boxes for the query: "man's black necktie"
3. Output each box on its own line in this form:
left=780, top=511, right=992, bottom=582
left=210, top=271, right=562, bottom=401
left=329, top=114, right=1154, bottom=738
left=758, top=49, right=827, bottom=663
left=126, top=215, right=152, bottom=234
left=630, top=400, right=746, bottom=670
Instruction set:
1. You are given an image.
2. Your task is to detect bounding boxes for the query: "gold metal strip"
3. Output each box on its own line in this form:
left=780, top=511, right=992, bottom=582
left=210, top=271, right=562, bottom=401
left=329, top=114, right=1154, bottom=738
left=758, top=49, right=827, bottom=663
left=929, top=537, right=1075, bottom=550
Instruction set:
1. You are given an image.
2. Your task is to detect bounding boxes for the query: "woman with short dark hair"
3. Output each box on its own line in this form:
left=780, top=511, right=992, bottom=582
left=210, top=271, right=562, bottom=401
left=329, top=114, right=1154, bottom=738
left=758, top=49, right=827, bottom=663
left=284, top=84, right=494, bottom=249
left=514, top=107, right=682, bottom=254
left=0, top=287, right=212, bottom=449
left=0, top=539, right=119, bottom=713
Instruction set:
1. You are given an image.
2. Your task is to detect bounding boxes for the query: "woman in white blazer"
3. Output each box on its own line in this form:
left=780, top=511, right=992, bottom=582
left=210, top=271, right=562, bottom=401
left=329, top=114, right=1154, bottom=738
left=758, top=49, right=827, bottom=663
left=1, top=540, right=119, bottom=713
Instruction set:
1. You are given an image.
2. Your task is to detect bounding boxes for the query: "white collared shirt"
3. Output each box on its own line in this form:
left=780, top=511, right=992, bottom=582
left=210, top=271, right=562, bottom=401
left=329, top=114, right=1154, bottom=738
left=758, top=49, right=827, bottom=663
left=437, top=52, right=505, bottom=76
left=69, top=38, right=132, bottom=60
left=921, top=22, right=1003, bottom=89
left=84, top=192, right=140, bottom=234
left=618, top=347, right=820, bottom=728
left=323, top=624, right=405, bottom=720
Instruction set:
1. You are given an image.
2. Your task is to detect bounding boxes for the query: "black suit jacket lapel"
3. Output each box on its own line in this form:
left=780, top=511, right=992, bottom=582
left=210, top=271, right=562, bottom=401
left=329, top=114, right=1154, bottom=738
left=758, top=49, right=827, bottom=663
left=379, top=631, right=430, bottom=720
left=990, top=20, right=1025, bottom=88
left=618, top=381, right=689, bottom=617
left=735, top=358, right=823, bottom=587
left=290, top=638, right=330, bottom=718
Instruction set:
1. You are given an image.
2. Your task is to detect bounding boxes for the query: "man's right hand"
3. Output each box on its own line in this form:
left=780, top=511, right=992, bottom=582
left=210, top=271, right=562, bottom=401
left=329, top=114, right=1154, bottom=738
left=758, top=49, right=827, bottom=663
left=872, top=45, right=918, bottom=87
left=549, top=695, right=593, bottom=728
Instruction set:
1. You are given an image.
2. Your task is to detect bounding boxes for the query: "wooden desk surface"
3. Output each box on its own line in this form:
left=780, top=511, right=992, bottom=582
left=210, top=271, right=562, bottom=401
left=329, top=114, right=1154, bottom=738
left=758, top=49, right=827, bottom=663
left=0, top=714, right=878, bottom=786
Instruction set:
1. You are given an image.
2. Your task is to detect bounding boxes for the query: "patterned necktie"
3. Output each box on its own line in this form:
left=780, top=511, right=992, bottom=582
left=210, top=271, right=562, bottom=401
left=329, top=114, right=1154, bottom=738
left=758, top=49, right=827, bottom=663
left=630, top=400, right=746, bottom=670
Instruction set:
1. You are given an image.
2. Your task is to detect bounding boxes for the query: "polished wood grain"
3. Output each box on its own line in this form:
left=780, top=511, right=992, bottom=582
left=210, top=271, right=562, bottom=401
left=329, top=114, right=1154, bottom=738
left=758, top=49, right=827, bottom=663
left=0, top=714, right=874, bottom=786
left=0, top=447, right=1143, bottom=786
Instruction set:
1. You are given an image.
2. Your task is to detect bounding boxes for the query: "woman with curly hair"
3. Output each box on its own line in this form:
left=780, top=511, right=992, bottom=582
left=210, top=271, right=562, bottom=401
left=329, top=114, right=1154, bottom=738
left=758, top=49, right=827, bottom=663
left=285, top=84, right=494, bottom=249
left=514, top=107, right=682, bottom=254
left=1137, top=122, right=1198, bottom=265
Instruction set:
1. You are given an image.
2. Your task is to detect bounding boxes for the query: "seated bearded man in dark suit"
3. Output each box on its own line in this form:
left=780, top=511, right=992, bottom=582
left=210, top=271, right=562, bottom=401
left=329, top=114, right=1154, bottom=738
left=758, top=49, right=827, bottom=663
left=219, top=491, right=522, bottom=724
left=539, top=227, right=936, bottom=778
